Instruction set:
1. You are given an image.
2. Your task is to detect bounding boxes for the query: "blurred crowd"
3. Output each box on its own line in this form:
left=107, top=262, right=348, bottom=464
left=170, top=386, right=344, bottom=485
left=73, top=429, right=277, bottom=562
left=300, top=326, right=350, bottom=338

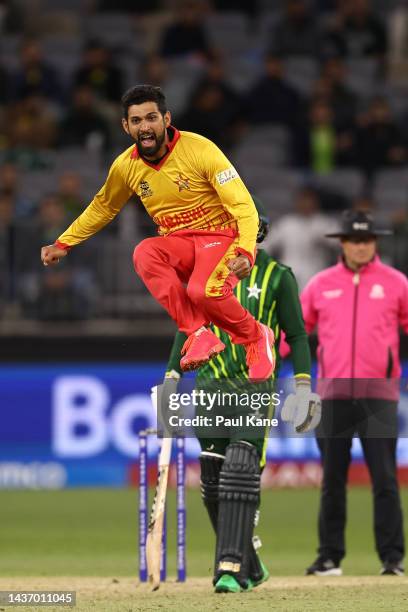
left=1, top=0, right=408, bottom=321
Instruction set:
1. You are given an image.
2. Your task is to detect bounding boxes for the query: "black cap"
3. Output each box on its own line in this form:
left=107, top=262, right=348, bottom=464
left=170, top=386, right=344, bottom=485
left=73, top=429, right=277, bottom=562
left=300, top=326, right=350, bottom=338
left=325, top=210, right=392, bottom=238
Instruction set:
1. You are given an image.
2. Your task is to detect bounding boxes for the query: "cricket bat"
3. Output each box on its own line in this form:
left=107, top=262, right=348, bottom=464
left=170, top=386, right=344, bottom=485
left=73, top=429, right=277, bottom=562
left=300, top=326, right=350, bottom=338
left=145, top=435, right=172, bottom=591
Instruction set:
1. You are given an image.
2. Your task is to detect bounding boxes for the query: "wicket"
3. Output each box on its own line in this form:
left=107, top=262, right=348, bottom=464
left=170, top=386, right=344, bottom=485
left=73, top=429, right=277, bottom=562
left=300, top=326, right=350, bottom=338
left=138, top=429, right=186, bottom=583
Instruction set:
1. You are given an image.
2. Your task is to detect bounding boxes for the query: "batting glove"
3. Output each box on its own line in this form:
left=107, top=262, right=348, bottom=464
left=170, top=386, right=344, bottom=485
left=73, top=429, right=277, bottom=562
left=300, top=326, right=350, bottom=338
left=164, top=369, right=181, bottom=381
left=281, top=380, right=321, bottom=433
left=161, top=371, right=180, bottom=407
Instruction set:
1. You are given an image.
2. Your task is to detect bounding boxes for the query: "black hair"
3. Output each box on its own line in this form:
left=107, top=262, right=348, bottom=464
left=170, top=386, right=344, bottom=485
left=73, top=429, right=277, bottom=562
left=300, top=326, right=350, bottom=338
left=121, top=84, right=167, bottom=119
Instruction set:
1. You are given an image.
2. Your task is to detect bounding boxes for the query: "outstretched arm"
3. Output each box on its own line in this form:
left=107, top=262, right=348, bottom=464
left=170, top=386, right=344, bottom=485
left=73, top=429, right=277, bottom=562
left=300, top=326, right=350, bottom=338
left=40, top=157, right=132, bottom=266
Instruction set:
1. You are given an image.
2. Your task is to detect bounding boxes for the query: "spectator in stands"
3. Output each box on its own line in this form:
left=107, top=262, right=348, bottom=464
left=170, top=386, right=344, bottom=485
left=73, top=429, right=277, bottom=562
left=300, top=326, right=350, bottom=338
left=0, top=62, right=10, bottom=105
left=0, top=191, right=15, bottom=300
left=0, top=192, right=14, bottom=228
left=56, top=172, right=85, bottom=222
left=245, top=54, right=302, bottom=130
left=21, top=194, right=69, bottom=257
left=0, top=191, right=14, bottom=227
left=4, top=129, right=50, bottom=171
left=4, top=95, right=57, bottom=170
left=178, top=59, right=243, bottom=146
left=396, top=104, right=408, bottom=151
left=159, top=0, right=212, bottom=62
left=0, top=163, right=35, bottom=218
left=316, top=57, right=357, bottom=131
left=263, top=187, right=336, bottom=289
left=192, top=58, right=241, bottom=111
left=390, top=208, right=408, bottom=276
left=295, top=99, right=338, bottom=173
left=316, top=185, right=350, bottom=213
left=0, top=189, right=14, bottom=226
left=0, top=0, right=24, bottom=34
left=269, top=0, right=321, bottom=57
left=388, top=5, right=408, bottom=74
left=140, top=55, right=241, bottom=124
left=139, top=54, right=167, bottom=87
left=59, top=85, right=111, bottom=152
left=16, top=194, right=96, bottom=320
left=178, top=81, right=241, bottom=149
left=323, top=0, right=387, bottom=62
left=352, top=194, right=375, bottom=213
left=74, top=40, right=123, bottom=104
left=354, top=97, right=406, bottom=177
left=11, top=38, right=63, bottom=103
left=137, top=54, right=191, bottom=118
left=6, top=95, right=57, bottom=149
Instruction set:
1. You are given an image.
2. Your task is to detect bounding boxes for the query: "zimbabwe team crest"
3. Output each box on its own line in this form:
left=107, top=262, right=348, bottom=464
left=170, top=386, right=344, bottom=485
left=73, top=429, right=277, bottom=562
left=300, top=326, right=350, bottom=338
left=174, top=174, right=190, bottom=192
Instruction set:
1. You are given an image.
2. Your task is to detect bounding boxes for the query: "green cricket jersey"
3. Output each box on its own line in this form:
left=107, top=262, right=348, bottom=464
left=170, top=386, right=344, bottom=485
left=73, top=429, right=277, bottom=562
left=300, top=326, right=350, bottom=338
left=166, top=249, right=311, bottom=381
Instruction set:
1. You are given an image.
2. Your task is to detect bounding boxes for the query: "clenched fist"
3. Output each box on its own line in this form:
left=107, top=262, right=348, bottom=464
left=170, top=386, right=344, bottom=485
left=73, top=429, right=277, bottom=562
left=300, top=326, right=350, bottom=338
left=227, top=254, right=251, bottom=279
left=41, top=244, right=68, bottom=266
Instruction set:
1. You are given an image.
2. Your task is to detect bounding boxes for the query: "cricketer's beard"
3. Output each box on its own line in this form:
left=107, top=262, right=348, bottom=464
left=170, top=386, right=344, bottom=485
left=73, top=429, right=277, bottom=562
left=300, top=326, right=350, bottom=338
left=136, top=126, right=166, bottom=159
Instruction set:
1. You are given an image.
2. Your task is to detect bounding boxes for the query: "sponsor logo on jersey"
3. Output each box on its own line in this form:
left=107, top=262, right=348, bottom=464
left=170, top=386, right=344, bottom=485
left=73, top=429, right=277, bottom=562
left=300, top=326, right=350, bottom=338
left=323, top=289, right=343, bottom=299
left=203, top=241, right=222, bottom=248
left=139, top=180, right=153, bottom=198
left=174, top=173, right=190, bottom=191
left=370, top=284, right=385, bottom=299
left=216, top=167, right=239, bottom=185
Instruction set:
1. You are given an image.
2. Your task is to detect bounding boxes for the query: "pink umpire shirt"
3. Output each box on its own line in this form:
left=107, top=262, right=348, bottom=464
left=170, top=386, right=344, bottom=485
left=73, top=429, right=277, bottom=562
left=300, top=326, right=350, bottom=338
left=301, top=256, right=408, bottom=399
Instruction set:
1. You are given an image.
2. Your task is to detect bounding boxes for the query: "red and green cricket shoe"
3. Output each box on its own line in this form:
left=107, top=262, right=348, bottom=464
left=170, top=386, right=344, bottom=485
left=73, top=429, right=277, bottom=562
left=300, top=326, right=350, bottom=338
left=245, top=323, right=275, bottom=382
left=180, top=327, right=225, bottom=372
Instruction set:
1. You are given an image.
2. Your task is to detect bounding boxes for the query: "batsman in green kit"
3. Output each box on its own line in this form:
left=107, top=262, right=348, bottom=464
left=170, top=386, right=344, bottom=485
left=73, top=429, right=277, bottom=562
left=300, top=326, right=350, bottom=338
left=165, top=198, right=320, bottom=593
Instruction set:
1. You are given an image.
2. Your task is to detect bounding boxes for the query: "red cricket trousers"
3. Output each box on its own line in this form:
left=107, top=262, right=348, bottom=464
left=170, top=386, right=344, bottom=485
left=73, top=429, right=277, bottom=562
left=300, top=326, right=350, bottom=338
left=133, top=229, right=261, bottom=344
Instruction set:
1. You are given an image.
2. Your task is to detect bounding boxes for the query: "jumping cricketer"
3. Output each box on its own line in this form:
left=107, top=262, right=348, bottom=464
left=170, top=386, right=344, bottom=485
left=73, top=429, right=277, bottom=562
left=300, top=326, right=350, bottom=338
left=41, top=85, right=275, bottom=381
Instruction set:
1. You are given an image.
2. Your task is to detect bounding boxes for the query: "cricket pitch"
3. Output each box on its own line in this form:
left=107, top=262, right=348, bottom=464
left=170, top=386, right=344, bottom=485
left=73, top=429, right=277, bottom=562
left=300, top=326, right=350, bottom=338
left=1, top=576, right=407, bottom=612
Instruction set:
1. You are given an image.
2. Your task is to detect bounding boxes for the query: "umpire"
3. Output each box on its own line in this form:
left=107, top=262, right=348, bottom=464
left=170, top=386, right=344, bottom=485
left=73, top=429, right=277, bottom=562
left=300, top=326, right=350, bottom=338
left=302, top=210, right=408, bottom=577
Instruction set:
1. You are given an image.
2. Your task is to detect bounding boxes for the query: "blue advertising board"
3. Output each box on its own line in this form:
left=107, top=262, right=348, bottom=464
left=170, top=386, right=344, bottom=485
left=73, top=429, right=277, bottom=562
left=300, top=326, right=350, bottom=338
left=1, top=362, right=408, bottom=488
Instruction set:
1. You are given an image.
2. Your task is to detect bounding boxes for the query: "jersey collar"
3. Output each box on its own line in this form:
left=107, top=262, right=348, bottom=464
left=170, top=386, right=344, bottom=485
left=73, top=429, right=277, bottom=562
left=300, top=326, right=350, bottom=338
left=131, top=125, right=180, bottom=170
left=338, top=254, right=380, bottom=274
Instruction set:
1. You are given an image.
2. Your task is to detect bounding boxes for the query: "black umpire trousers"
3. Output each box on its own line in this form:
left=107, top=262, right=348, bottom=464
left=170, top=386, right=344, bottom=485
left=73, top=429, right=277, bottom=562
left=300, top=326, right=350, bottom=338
left=316, top=398, right=405, bottom=564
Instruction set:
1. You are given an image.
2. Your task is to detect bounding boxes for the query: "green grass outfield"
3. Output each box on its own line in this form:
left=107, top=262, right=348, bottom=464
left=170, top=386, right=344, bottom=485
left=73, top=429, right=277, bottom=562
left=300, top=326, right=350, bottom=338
left=0, top=488, right=407, bottom=611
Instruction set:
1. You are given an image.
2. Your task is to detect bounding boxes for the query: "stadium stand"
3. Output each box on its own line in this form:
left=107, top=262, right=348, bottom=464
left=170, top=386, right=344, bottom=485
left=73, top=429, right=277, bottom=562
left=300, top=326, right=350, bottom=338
left=0, top=0, right=407, bottom=327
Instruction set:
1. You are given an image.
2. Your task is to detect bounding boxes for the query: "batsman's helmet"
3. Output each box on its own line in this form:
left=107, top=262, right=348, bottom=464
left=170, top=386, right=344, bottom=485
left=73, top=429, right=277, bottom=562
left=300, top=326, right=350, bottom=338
left=251, top=195, right=270, bottom=244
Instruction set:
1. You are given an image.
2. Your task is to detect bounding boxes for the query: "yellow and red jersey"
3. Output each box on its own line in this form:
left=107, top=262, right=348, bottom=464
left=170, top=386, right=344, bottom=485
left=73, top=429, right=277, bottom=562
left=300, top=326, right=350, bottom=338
left=56, top=127, right=258, bottom=263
